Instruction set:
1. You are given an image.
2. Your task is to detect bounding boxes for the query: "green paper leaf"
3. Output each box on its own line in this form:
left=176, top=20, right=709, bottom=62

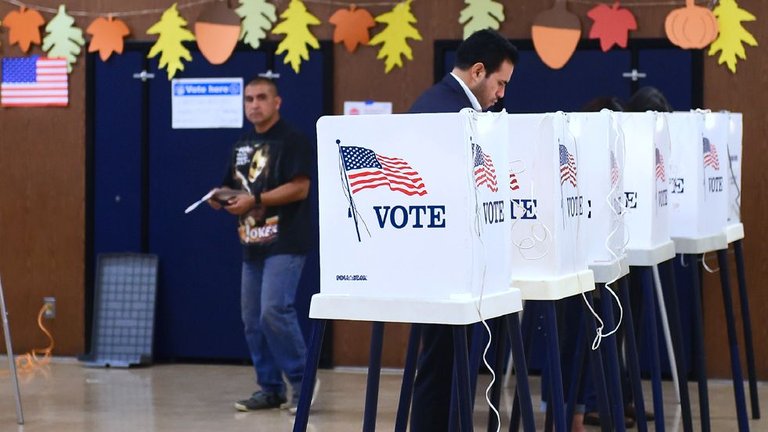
left=236, top=0, right=277, bottom=49
left=41, top=5, right=85, bottom=73
left=458, top=0, right=505, bottom=40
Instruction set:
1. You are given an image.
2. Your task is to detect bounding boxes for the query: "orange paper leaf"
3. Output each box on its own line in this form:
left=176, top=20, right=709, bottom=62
left=329, top=5, right=375, bottom=53
left=587, top=2, right=637, bottom=52
left=2, top=6, right=46, bottom=53
left=86, top=16, right=131, bottom=61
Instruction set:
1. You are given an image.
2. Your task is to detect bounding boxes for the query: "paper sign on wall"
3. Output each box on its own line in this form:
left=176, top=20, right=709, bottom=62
left=171, top=77, right=243, bottom=129
left=343, top=100, right=392, bottom=115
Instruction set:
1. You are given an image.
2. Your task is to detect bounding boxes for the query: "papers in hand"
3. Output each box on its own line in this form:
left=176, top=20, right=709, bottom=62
left=184, top=188, right=248, bottom=214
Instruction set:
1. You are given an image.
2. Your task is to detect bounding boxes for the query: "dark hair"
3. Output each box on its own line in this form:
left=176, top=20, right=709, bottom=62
left=245, top=76, right=279, bottom=95
left=581, top=96, right=624, bottom=112
left=455, top=29, right=519, bottom=74
left=624, top=86, right=672, bottom=112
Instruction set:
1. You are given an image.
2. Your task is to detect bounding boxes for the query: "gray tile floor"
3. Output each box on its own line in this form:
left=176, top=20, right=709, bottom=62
left=0, top=358, right=765, bottom=431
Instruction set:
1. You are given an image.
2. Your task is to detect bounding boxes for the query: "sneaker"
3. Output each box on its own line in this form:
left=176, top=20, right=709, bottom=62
left=286, top=379, right=321, bottom=415
left=234, top=391, right=287, bottom=411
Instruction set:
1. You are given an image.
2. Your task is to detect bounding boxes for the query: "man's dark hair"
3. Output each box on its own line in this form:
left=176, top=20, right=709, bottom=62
left=455, top=29, right=519, bottom=74
left=245, top=76, right=279, bottom=96
left=625, top=86, right=672, bottom=112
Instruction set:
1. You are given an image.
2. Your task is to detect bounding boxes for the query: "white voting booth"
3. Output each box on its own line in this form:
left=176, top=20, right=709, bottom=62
left=726, top=112, right=744, bottom=243
left=617, top=112, right=676, bottom=266
left=567, top=111, right=628, bottom=283
left=667, top=111, right=729, bottom=253
left=312, top=111, right=521, bottom=324
left=507, top=112, right=594, bottom=300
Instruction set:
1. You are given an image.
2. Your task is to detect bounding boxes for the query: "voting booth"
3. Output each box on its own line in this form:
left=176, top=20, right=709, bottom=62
left=507, top=112, right=594, bottom=300
left=617, top=112, right=676, bottom=266
left=567, top=111, right=628, bottom=283
left=312, top=110, right=521, bottom=324
left=726, top=112, right=744, bottom=243
left=666, top=111, right=729, bottom=253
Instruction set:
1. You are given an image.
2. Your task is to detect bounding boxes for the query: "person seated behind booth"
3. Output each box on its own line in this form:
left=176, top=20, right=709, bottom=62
left=408, top=29, right=519, bottom=432
left=208, top=76, right=317, bottom=414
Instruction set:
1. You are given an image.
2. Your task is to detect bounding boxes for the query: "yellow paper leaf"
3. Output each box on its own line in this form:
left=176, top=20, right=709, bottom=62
left=708, top=0, right=757, bottom=73
left=272, top=0, right=320, bottom=73
left=41, top=5, right=85, bottom=73
left=458, top=0, right=505, bottom=40
left=235, top=0, right=277, bottom=49
left=147, top=3, right=195, bottom=80
left=368, top=0, right=423, bottom=73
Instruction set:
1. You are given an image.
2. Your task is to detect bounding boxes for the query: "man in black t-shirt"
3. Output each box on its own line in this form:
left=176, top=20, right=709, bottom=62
left=208, top=77, right=314, bottom=413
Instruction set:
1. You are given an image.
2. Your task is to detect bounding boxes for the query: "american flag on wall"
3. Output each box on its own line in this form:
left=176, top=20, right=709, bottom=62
left=340, top=146, right=427, bottom=196
left=610, top=151, right=619, bottom=187
left=559, top=144, right=577, bottom=187
left=473, top=143, right=498, bottom=192
left=703, top=137, right=720, bottom=170
left=655, top=148, right=666, bottom=181
left=1, top=56, right=68, bottom=107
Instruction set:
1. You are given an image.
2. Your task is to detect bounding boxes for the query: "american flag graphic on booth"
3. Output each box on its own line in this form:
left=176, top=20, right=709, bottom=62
left=703, top=137, right=720, bottom=170
left=1, top=56, right=68, bottom=107
left=610, top=151, right=619, bottom=187
left=655, top=148, right=666, bottom=181
left=559, top=144, right=577, bottom=187
left=473, top=143, right=498, bottom=192
left=340, top=146, right=427, bottom=196
left=509, top=171, right=520, bottom=191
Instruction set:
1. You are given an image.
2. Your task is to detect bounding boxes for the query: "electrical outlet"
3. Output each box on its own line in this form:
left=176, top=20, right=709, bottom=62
left=43, top=297, right=56, bottom=319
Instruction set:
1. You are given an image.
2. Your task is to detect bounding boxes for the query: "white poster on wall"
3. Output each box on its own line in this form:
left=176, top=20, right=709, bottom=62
left=171, top=78, right=243, bottom=129
left=343, top=100, right=392, bottom=115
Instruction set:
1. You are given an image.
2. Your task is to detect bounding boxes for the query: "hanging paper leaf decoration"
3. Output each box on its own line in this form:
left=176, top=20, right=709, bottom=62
left=531, top=0, right=581, bottom=70
left=328, top=5, right=375, bottom=53
left=458, top=0, right=505, bottom=40
left=3, top=6, right=46, bottom=53
left=235, top=0, right=277, bottom=50
left=147, top=3, right=196, bottom=80
left=665, top=0, right=718, bottom=49
left=42, top=5, right=85, bottom=73
left=587, top=1, right=637, bottom=52
left=272, top=0, right=320, bottom=73
left=708, top=0, right=757, bottom=73
left=368, top=0, right=423, bottom=73
left=86, top=16, right=131, bottom=61
left=195, top=1, right=241, bottom=65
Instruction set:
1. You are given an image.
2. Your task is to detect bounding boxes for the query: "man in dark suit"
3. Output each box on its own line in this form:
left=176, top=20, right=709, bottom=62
left=408, top=29, right=518, bottom=432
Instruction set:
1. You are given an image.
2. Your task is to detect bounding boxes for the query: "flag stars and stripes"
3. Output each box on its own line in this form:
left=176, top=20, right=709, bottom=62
left=1, top=56, right=68, bottom=107
left=473, top=143, right=498, bottom=192
left=340, top=146, right=427, bottom=196
left=655, top=148, right=666, bottom=182
left=559, top=144, right=577, bottom=187
left=703, top=138, right=720, bottom=171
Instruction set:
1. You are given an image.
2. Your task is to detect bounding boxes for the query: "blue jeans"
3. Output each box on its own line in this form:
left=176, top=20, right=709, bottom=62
left=241, top=254, right=307, bottom=396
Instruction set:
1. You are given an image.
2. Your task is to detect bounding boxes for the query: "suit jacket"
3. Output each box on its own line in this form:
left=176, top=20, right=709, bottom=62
left=409, top=74, right=472, bottom=114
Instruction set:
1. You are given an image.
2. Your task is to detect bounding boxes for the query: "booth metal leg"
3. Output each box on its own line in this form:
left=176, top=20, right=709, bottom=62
left=584, top=292, right=614, bottom=432
left=394, top=324, right=421, bottom=432
left=565, top=306, right=587, bottom=432
left=640, top=267, right=665, bottom=432
left=362, top=322, right=385, bottom=432
left=598, top=283, right=627, bottom=432
left=716, top=250, right=750, bottom=432
left=0, top=276, right=23, bottom=425
left=453, top=326, right=473, bottom=432
left=488, top=318, right=508, bottom=432
left=657, top=259, right=694, bottom=432
left=688, top=254, right=711, bottom=432
left=618, top=276, right=648, bottom=432
left=510, top=304, right=536, bottom=431
left=507, top=312, right=535, bottom=432
left=734, top=240, right=760, bottom=419
left=652, top=264, right=681, bottom=403
left=293, top=319, right=326, bottom=432
left=543, top=301, right=567, bottom=432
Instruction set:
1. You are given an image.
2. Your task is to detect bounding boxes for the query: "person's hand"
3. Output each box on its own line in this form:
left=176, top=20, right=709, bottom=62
left=224, top=193, right=257, bottom=216
left=207, top=188, right=223, bottom=210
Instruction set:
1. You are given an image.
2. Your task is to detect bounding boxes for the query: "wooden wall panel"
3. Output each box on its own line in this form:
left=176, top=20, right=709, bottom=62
left=0, top=0, right=765, bottom=378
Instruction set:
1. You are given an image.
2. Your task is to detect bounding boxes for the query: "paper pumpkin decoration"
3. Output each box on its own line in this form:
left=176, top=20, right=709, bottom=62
left=368, top=0, right=423, bottom=73
left=42, top=5, right=85, bottom=73
left=458, top=0, right=505, bottom=40
left=235, top=0, right=277, bottom=50
left=329, top=5, right=375, bottom=53
left=665, top=0, right=718, bottom=49
left=3, top=6, right=46, bottom=53
left=195, top=1, right=241, bottom=65
left=708, top=0, right=757, bottom=73
left=147, top=3, right=196, bottom=79
left=272, top=0, right=321, bottom=73
left=587, top=2, right=637, bottom=52
left=532, top=0, right=581, bottom=69
left=86, top=16, right=131, bottom=61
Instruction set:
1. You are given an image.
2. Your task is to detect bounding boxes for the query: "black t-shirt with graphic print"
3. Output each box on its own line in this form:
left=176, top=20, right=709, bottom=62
left=222, top=119, right=313, bottom=260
